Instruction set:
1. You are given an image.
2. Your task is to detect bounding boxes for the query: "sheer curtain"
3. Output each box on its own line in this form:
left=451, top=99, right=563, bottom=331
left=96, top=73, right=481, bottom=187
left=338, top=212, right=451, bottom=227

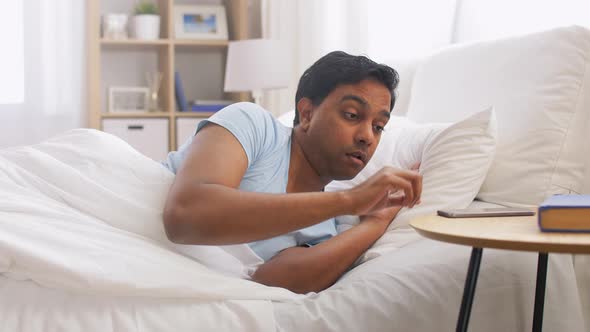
left=365, top=0, right=458, bottom=62
left=259, top=0, right=370, bottom=116
left=259, top=0, right=457, bottom=116
left=0, top=0, right=85, bottom=148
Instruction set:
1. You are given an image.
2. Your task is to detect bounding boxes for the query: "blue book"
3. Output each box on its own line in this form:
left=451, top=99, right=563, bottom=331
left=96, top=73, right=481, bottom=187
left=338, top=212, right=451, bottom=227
left=538, top=194, right=590, bottom=232
left=190, top=104, right=228, bottom=112
left=174, top=71, right=187, bottom=112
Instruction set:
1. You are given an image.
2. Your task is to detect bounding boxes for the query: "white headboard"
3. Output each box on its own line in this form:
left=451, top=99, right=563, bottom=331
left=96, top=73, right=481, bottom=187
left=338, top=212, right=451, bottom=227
left=384, top=58, right=422, bottom=116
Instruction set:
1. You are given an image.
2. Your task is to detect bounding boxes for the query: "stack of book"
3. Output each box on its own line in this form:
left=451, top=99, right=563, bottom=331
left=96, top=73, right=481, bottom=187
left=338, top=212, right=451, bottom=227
left=174, top=71, right=233, bottom=112
left=188, top=100, right=233, bottom=112
left=538, top=194, right=590, bottom=232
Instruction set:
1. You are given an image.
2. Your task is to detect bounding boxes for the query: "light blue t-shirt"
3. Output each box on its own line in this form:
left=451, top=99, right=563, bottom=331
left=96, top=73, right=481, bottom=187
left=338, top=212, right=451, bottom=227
left=163, top=102, right=337, bottom=261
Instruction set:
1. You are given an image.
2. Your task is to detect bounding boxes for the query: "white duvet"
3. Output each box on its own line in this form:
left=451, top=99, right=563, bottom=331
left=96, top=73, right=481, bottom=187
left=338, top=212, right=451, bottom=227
left=0, top=129, right=299, bottom=330
left=1, top=129, right=588, bottom=332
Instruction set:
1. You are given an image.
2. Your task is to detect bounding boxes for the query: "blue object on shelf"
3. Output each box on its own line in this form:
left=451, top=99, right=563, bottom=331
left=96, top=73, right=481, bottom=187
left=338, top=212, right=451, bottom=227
left=174, top=71, right=187, bottom=112
left=190, top=104, right=227, bottom=112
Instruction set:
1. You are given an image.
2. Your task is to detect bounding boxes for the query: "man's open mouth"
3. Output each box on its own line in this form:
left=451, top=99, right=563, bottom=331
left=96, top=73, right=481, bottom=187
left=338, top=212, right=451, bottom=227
left=346, top=151, right=366, bottom=165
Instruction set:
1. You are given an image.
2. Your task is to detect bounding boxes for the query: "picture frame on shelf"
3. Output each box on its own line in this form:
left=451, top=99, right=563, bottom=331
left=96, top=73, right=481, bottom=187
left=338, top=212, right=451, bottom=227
left=108, top=86, right=149, bottom=112
left=173, top=5, right=228, bottom=40
left=102, top=13, right=129, bottom=40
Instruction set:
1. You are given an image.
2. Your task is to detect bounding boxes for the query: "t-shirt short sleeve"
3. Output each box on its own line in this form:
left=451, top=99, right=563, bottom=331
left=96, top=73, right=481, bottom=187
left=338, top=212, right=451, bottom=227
left=161, top=102, right=337, bottom=262
left=294, top=218, right=338, bottom=247
left=195, top=102, right=277, bottom=168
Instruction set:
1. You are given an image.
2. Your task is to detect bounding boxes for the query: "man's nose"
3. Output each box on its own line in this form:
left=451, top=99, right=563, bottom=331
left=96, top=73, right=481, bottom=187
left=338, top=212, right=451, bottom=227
left=355, top=124, right=374, bottom=146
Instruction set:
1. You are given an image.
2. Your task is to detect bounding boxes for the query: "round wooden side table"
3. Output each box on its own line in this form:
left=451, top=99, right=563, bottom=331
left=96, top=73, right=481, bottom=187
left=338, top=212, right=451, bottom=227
left=410, top=214, right=590, bottom=332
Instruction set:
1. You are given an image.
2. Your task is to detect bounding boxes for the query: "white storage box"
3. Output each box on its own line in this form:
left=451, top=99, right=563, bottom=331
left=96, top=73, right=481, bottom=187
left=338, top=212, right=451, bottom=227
left=102, top=118, right=169, bottom=161
left=176, top=118, right=206, bottom=149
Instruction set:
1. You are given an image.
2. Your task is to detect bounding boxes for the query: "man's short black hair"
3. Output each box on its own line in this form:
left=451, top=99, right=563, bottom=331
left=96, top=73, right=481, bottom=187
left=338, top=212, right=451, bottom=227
left=293, top=51, right=399, bottom=126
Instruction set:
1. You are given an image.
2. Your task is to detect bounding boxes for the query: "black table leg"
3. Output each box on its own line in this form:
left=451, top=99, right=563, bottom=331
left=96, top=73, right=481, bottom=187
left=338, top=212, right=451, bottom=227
left=533, top=253, right=548, bottom=332
left=457, top=247, right=483, bottom=332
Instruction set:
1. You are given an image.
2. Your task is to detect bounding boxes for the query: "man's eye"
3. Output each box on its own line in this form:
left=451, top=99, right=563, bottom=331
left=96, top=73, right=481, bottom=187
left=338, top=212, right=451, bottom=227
left=374, top=125, right=385, bottom=133
left=344, top=112, right=358, bottom=119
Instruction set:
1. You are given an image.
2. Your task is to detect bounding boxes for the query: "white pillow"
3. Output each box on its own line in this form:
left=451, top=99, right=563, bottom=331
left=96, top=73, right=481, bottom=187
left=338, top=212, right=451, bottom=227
left=277, top=108, right=497, bottom=230
left=405, top=26, right=590, bottom=206
left=325, top=108, right=497, bottom=232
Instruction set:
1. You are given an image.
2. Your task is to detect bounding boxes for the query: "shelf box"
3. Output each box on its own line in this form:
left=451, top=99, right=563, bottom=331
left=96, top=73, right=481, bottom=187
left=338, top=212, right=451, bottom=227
left=102, top=118, right=169, bottom=161
left=176, top=118, right=207, bottom=149
left=102, top=112, right=171, bottom=118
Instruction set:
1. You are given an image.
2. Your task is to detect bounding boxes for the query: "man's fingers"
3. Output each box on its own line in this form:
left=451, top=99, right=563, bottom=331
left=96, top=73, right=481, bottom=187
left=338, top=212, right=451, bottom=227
left=382, top=167, right=422, bottom=208
left=388, top=196, right=405, bottom=206
left=387, top=190, right=405, bottom=206
left=414, top=171, right=423, bottom=207
left=355, top=166, right=423, bottom=215
left=387, top=175, right=414, bottom=207
left=398, top=171, right=422, bottom=207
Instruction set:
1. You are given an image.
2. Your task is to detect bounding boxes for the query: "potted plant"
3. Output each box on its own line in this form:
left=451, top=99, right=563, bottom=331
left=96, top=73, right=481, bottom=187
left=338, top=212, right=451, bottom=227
left=132, top=1, right=160, bottom=40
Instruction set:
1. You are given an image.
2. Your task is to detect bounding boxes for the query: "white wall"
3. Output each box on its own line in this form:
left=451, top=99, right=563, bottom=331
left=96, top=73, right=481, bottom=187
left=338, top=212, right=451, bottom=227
left=366, top=0, right=457, bottom=62
left=453, top=0, right=590, bottom=42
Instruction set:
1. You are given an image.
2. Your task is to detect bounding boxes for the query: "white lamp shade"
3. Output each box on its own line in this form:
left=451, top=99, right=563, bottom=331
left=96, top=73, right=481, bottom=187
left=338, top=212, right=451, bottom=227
left=224, top=39, right=291, bottom=92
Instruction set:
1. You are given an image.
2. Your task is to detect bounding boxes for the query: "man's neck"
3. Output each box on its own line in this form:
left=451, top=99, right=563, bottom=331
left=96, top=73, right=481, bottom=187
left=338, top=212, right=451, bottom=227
left=287, top=130, right=330, bottom=193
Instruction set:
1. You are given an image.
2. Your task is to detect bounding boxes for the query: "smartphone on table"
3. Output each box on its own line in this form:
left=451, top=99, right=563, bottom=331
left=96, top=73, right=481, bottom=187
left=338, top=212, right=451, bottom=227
left=437, top=207, right=535, bottom=218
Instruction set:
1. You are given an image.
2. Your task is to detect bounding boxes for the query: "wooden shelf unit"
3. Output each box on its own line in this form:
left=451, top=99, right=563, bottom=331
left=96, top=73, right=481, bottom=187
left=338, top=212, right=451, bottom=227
left=86, top=0, right=250, bottom=154
left=101, top=112, right=171, bottom=118
left=100, top=38, right=171, bottom=46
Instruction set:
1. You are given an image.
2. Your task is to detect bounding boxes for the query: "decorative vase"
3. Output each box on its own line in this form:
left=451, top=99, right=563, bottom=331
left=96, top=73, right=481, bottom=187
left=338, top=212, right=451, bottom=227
left=132, top=15, right=160, bottom=40
left=146, top=72, right=163, bottom=112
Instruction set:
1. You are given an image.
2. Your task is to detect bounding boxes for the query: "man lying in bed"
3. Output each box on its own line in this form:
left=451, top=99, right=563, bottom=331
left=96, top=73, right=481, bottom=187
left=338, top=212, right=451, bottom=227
left=162, top=51, right=422, bottom=294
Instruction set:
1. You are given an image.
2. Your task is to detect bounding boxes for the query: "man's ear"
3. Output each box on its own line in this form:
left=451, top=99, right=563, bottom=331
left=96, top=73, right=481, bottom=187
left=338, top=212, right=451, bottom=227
left=296, top=98, right=314, bottom=132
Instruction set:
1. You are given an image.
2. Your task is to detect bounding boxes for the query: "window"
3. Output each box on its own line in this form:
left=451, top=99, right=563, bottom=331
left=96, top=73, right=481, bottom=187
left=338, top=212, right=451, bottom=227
left=0, top=1, right=24, bottom=104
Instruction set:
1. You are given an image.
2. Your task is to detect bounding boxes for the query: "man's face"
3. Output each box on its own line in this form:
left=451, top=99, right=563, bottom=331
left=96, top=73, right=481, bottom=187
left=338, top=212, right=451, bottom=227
left=299, top=79, right=391, bottom=180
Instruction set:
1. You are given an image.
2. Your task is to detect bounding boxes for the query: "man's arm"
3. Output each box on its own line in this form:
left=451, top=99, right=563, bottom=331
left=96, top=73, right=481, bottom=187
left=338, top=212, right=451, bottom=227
left=251, top=207, right=400, bottom=294
left=164, top=124, right=354, bottom=244
left=164, top=124, right=421, bottom=245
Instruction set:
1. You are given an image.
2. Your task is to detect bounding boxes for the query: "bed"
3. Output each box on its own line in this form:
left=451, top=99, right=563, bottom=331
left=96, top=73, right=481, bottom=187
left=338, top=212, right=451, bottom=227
left=2, top=25, right=590, bottom=331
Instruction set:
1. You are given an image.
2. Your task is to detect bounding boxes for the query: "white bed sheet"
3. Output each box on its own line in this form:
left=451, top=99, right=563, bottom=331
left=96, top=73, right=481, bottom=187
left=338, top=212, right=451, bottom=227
left=274, top=201, right=589, bottom=332
left=1, top=233, right=586, bottom=332
left=0, top=275, right=277, bottom=332
left=1, top=200, right=588, bottom=331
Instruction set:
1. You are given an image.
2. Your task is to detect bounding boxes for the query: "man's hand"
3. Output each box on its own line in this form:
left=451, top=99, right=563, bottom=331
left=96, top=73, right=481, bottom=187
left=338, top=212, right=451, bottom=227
left=252, top=204, right=402, bottom=294
left=252, top=163, right=421, bottom=294
left=346, top=165, right=422, bottom=217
